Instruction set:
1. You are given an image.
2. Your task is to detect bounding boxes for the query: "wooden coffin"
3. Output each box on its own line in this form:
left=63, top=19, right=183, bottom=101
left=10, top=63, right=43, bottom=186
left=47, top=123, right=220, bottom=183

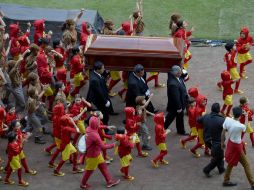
left=84, top=35, right=184, bottom=72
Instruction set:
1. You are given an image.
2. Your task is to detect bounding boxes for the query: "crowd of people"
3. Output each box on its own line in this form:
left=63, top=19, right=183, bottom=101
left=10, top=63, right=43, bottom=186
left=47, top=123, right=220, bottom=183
left=0, top=0, right=254, bottom=189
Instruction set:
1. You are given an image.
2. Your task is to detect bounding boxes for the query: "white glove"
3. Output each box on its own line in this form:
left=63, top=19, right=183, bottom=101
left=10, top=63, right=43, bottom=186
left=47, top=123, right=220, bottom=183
left=145, top=89, right=151, bottom=97
left=105, top=100, right=110, bottom=107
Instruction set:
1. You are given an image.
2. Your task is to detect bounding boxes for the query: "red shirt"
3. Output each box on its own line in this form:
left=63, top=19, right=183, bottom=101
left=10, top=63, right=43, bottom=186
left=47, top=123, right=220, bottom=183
left=155, top=124, right=166, bottom=145
left=240, top=104, right=254, bottom=124
left=60, top=126, right=77, bottom=149
left=70, top=55, right=84, bottom=78
left=98, top=122, right=112, bottom=141
left=188, top=106, right=196, bottom=127
left=70, top=102, right=89, bottom=121
left=125, top=119, right=139, bottom=136
left=7, top=141, right=21, bottom=160
left=224, top=51, right=237, bottom=71
left=117, top=135, right=134, bottom=158
left=173, top=28, right=192, bottom=49
left=6, top=113, right=17, bottom=126
left=222, top=80, right=234, bottom=99
left=54, top=47, right=66, bottom=68
left=236, top=36, right=253, bottom=54
left=10, top=38, right=21, bottom=57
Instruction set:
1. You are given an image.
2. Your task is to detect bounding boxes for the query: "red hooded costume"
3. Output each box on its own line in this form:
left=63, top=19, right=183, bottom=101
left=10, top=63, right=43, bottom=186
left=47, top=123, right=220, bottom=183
left=9, top=23, right=21, bottom=58
left=125, top=107, right=139, bottom=137
left=33, top=19, right=45, bottom=45
left=195, top=95, right=207, bottom=130
left=154, top=112, right=166, bottom=145
left=221, top=70, right=234, bottom=100
left=80, top=22, right=91, bottom=47
left=52, top=103, right=65, bottom=139
left=70, top=54, right=84, bottom=79
left=236, top=27, right=253, bottom=54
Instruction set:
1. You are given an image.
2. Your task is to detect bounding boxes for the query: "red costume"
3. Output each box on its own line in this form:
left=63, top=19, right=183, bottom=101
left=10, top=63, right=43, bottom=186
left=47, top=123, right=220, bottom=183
left=5, top=112, right=17, bottom=127
left=98, top=121, right=112, bottom=162
left=152, top=112, right=168, bottom=166
left=54, top=46, right=66, bottom=69
left=217, top=49, right=241, bottom=93
left=80, top=116, right=119, bottom=189
left=33, top=19, right=45, bottom=45
left=121, top=21, right=133, bottom=36
left=240, top=104, right=254, bottom=146
left=47, top=103, right=65, bottom=166
left=125, top=107, right=147, bottom=157
left=190, top=95, right=209, bottom=157
left=56, top=68, right=71, bottom=96
left=220, top=71, right=234, bottom=116
left=236, top=27, right=253, bottom=78
left=54, top=115, right=81, bottom=176
left=69, top=54, right=85, bottom=97
left=115, top=133, right=134, bottom=180
left=80, top=22, right=91, bottom=47
left=173, top=27, right=192, bottom=69
left=9, top=23, right=21, bottom=59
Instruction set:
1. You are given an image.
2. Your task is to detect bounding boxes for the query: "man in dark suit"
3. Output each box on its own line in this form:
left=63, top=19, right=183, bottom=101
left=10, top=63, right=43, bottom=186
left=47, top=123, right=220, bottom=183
left=164, top=65, right=188, bottom=135
left=87, top=61, right=113, bottom=125
left=126, top=64, right=156, bottom=113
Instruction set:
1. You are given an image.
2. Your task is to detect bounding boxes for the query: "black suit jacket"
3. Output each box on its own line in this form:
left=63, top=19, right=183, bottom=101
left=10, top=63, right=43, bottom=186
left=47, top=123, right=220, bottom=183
left=166, top=72, right=188, bottom=112
left=126, top=72, right=147, bottom=107
left=87, top=70, right=109, bottom=110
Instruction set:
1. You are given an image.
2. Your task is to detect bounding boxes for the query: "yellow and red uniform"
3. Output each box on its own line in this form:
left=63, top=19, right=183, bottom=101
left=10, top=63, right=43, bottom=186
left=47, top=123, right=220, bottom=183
left=190, top=95, right=209, bottom=157
left=236, top=27, right=253, bottom=77
left=70, top=101, right=89, bottom=134
left=7, top=141, right=22, bottom=170
left=125, top=107, right=147, bottom=157
left=240, top=104, right=254, bottom=146
left=173, top=28, right=192, bottom=69
left=220, top=71, right=234, bottom=116
left=152, top=112, right=168, bottom=165
left=115, top=133, right=134, bottom=179
left=47, top=103, right=65, bottom=166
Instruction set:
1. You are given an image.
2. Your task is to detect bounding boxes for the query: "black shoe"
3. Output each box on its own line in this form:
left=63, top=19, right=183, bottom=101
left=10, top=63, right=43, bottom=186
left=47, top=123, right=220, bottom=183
left=219, top=168, right=225, bottom=174
left=109, top=112, right=119, bottom=116
left=105, top=130, right=115, bottom=136
left=203, top=169, right=211, bottom=178
left=122, top=120, right=126, bottom=124
left=34, top=136, right=46, bottom=144
left=223, top=181, right=237, bottom=187
left=142, top=145, right=152, bottom=151
left=251, top=186, right=254, bottom=190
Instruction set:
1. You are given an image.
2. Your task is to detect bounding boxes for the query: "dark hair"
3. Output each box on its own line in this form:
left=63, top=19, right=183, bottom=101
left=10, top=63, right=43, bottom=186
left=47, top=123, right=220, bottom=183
left=38, top=38, right=49, bottom=46
left=93, top=61, right=104, bottom=71
left=225, top=42, right=234, bottom=52
left=239, top=97, right=247, bottom=105
left=54, top=81, right=63, bottom=96
left=7, top=131, right=17, bottom=143
left=134, top=64, right=144, bottom=73
left=71, top=46, right=80, bottom=56
left=176, top=20, right=184, bottom=28
left=211, top=103, right=220, bottom=113
left=117, top=127, right=125, bottom=134
left=232, top=106, right=243, bottom=119
left=8, top=120, right=17, bottom=133
left=53, top=38, right=61, bottom=49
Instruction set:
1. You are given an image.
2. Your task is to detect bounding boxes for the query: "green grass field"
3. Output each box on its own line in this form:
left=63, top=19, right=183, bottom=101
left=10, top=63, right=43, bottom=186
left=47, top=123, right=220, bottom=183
left=1, top=0, right=254, bottom=39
